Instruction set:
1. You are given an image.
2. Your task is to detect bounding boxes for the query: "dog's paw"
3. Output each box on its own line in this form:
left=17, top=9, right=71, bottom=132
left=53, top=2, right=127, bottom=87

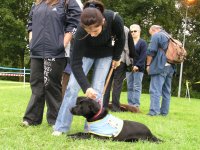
left=52, top=131, right=63, bottom=136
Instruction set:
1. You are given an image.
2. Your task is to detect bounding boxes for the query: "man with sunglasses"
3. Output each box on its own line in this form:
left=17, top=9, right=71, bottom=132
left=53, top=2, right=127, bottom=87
left=126, top=24, right=147, bottom=110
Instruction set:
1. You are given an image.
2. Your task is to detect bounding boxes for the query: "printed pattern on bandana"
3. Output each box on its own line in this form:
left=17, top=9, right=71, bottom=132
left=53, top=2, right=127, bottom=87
left=44, top=58, right=55, bottom=86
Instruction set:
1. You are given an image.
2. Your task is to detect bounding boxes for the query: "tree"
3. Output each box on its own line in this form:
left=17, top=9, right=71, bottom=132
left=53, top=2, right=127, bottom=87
left=0, top=0, right=32, bottom=68
left=0, top=0, right=199, bottom=97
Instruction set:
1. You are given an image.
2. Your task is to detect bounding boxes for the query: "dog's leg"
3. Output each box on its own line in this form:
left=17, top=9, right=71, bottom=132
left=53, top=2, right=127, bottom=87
left=68, top=132, right=111, bottom=141
left=67, top=132, right=92, bottom=139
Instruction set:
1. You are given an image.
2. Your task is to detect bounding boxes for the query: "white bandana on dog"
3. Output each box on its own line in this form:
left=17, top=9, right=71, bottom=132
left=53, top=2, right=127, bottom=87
left=87, top=114, right=124, bottom=137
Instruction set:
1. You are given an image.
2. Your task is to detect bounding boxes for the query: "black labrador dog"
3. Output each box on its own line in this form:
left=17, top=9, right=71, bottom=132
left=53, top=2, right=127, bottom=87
left=68, top=97, right=162, bottom=142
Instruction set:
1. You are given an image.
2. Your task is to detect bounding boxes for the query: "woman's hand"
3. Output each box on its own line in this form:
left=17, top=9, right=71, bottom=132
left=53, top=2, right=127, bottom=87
left=29, top=32, right=32, bottom=43
left=112, top=60, right=121, bottom=69
left=133, top=66, right=139, bottom=72
left=64, top=32, right=73, bottom=48
left=146, top=66, right=150, bottom=74
left=85, top=88, right=97, bottom=100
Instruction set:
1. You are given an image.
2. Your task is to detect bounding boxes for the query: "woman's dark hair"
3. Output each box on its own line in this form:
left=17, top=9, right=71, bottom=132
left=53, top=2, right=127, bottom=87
left=35, top=0, right=59, bottom=6
left=80, top=0, right=105, bottom=27
left=83, top=0, right=104, bottom=13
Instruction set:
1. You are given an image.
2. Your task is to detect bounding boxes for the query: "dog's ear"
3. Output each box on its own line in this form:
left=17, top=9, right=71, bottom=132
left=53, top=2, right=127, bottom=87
left=76, top=96, right=87, bottom=104
left=89, top=100, right=101, bottom=114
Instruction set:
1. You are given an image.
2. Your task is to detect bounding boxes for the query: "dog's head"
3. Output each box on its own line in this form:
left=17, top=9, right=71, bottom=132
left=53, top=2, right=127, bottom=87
left=70, top=97, right=101, bottom=119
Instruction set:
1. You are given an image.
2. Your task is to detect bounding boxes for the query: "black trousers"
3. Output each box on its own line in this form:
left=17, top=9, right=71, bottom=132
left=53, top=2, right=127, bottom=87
left=103, top=62, right=127, bottom=111
left=23, top=58, right=66, bottom=125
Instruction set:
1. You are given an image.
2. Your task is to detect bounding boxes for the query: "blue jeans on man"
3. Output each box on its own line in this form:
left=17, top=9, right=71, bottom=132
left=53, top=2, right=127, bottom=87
left=54, top=56, right=112, bottom=133
left=126, top=71, right=144, bottom=107
left=148, top=65, right=174, bottom=116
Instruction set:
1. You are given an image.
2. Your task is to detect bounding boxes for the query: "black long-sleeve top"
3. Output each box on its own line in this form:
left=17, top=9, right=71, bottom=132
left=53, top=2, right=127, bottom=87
left=134, top=39, right=147, bottom=72
left=71, top=10, right=125, bottom=92
left=128, top=31, right=137, bottom=61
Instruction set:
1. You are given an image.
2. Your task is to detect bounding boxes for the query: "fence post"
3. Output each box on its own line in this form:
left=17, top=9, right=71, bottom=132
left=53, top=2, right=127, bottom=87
left=24, top=67, right=25, bottom=87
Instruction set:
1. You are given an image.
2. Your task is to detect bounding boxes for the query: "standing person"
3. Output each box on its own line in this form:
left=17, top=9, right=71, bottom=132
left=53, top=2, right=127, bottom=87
left=126, top=24, right=147, bottom=110
left=146, top=25, right=175, bottom=116
left=61, top=44, right=72, bottom=98
left=22, top=0, right=82, bottom=126
left=52, top=0, right=125, bottom=136
left=103, top=26, right=136, bottom=112
left=61, top=1, right=83, bottom=98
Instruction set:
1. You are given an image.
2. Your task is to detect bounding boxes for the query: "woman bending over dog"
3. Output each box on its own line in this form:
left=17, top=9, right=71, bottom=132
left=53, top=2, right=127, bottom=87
left=52, top=0, right=125, bottom=136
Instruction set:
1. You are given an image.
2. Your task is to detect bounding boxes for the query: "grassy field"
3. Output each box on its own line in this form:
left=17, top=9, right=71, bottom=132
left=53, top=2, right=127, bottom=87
left=0, top=80, right=200, bottom=150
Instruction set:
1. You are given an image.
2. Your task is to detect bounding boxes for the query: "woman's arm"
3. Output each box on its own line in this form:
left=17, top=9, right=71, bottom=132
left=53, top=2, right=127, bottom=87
left=63, top=0, right=82, bottom=47
left=64, top=0, right=82, bottom=33
left=27, top=3, right=35, bottom=41
left=70, top=29, right=91, bottom=93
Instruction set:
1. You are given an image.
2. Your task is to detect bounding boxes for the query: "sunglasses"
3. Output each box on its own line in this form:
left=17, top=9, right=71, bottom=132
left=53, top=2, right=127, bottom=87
left=131, top=30, right=138, bottom=33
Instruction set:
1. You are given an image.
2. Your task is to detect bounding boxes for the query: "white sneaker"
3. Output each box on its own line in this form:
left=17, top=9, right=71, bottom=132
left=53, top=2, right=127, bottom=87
left=52, top=131, right=63, bottom=136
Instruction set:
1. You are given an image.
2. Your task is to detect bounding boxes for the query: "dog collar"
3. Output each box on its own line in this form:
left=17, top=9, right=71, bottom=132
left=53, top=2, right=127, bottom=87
left=92, top=99, right=103, bottom=120
left=92, top=107, right=103, bottom=120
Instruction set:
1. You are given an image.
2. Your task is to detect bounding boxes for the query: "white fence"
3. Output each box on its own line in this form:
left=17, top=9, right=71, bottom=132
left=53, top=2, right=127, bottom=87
left=0, top=66, right=30, bottom=86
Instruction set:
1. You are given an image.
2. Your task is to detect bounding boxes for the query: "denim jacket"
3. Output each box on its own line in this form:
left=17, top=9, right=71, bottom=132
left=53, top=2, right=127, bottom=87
left=147, top=31, right=170, bottom=75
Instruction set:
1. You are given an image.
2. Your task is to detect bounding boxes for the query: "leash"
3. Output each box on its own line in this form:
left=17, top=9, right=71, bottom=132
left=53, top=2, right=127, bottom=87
left=92, top=67, right=114, bottom=120
left=103, top=67, right=114, bottom=97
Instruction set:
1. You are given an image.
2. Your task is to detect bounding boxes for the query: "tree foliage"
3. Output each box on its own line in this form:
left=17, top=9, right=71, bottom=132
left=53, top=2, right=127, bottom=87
left=0, top=0, right=200, bottom=97
left=0, top=0, right=32, bottom=68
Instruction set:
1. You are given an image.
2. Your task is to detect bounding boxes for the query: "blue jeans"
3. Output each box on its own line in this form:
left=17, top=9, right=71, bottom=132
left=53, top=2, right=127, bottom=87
left=126, top=72, right=144, bottom=107
left=148, top=65, right=174, bottom=116
left=54, top=57, right=112, bottom=132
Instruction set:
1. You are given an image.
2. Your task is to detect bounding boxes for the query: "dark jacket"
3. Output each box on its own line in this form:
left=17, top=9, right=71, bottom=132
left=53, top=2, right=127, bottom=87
left=134, top=39, right=147, bottom=72
left=71, top=10, right=125, bottom=92
left=28, top=0, right=82, bottom=58
left=128, top=31, right=137, bottom=64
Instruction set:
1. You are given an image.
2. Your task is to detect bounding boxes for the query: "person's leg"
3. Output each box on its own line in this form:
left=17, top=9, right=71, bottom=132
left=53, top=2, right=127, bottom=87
left=82, top=57, right=112, bottom=132
left=148, top=74, right=165, bottom=116
left=45, top=58, right=66, bottom=125
left=126, top=72, right=134, bottom=105
left=160, top=66, right=174, bottom=116
left=91, top=56, right=112, bottom=103
left=53, top=57, right=94, bottom=133
left=132, top=72, right=144, bottom=107
left=62, top=72, right=70, bottom=98
left=112, top=62, right=126, bottom=111
left=23, top=58, right=45, bottom=125
left=62, top=58, right=71, bottom=98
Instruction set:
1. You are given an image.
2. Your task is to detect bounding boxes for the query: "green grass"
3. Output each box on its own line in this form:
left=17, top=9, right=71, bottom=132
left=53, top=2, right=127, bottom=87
left=0, top=80, right=200, bottom=150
